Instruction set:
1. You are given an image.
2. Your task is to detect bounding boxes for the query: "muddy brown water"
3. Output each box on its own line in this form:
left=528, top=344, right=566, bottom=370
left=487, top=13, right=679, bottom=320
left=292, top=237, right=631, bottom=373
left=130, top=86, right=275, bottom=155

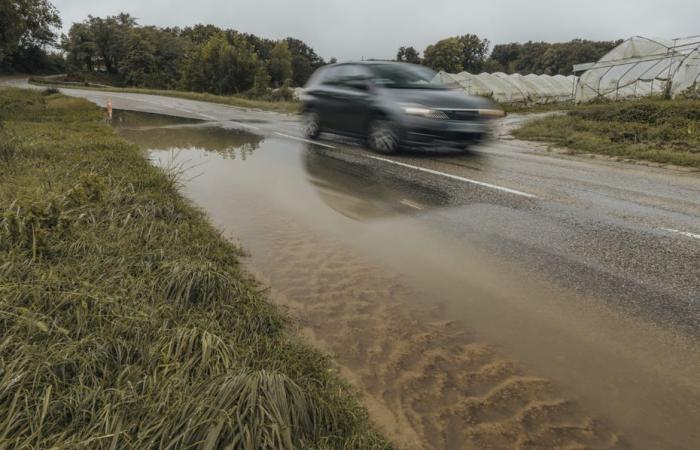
left=115, top=111, right=700, bottom=450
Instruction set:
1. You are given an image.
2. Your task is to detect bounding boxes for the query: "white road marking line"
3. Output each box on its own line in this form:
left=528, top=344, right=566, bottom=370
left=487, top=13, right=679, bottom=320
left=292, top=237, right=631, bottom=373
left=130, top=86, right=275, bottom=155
left=274, top=132, right=337, bottom=149
left=180, top=107, right=218, bottom=121
left=367, top=155, right=537, bottom=199
left=400, top=199, right=424, bottom=210
left=661, top=228, right=700, bottom=240
left=230, top=121, right=261, bottom=130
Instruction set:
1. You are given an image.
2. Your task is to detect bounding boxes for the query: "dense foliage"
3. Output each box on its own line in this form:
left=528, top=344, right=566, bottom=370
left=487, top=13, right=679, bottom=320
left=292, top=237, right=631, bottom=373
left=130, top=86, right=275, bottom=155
left=5, top=0, right=621, bottom=95
left=61, top=14, right=325, bottom=95
left=0, top=87, right=393, bottom=449
left=0, top=0, right=64, bottom=73
left=396, top=46, right=421, bottom=64
left=423, top=34, right=490, bottom=73
left=488, top=39, right=622, bottom=75
left=398, top=37, right=620, bottom=76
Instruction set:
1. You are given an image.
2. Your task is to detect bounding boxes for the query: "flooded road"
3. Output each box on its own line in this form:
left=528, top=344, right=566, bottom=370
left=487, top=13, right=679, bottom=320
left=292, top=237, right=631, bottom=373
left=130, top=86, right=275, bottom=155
left=114, top=110, right=700, bottom=450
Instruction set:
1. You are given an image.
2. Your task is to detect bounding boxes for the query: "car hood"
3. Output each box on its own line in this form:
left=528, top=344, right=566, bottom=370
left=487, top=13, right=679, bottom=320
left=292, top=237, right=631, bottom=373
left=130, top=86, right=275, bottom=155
left=383, top=88, right=495, bottom=110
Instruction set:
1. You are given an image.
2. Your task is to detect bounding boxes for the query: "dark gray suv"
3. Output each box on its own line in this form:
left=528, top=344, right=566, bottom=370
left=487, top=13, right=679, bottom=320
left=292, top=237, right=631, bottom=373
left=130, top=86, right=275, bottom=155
left=300, top=61, right=504, bottom=153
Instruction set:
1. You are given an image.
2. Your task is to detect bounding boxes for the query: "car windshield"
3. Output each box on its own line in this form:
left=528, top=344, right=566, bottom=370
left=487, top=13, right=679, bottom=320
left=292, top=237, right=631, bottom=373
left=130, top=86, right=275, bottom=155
left=368, top=64, right=444, bottom=89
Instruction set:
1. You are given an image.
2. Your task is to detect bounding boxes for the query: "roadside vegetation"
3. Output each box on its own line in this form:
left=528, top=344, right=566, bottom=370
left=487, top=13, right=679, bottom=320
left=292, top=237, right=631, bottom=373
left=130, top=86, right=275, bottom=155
left=0, top=0, right=65, bottom=74
left=512, top=98, right=700, bottom=168
left=0, top=86, right=391, bottom=449
left=500, top=101, right=574, bottom=114
left=59, top=16, right=322, bottom=100
left=4, top=1, right=621, bottom=103
left=29, top=75, right=301, bottom=114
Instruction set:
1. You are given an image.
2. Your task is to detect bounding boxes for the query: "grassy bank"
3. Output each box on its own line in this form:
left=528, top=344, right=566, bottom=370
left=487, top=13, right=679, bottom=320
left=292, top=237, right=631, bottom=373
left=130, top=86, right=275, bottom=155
left=512, top=98, right=700, bottom=168
left=500, top=101, right=574, bottom=114
left=0, top=87, right=390, bottom=449
left=29, top=76, right=301, bottom=115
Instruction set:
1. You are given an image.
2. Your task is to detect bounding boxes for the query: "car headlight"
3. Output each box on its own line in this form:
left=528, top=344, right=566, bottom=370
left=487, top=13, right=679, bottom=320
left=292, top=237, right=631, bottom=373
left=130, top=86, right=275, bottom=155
left=478, top=108, right=506, bottom=118
left=401, top=104, right=449, bottom=120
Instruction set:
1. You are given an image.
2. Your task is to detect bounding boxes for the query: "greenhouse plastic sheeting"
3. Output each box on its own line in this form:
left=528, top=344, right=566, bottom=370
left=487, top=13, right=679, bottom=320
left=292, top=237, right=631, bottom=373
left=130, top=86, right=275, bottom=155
left=576, top=35, right=700, bottom=102
left=434, top=71, right=576, bottom=104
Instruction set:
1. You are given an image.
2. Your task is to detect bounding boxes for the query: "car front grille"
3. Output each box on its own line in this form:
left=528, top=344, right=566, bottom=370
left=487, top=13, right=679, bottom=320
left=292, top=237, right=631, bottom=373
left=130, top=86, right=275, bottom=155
left=440, top=110, right=480, bottom=121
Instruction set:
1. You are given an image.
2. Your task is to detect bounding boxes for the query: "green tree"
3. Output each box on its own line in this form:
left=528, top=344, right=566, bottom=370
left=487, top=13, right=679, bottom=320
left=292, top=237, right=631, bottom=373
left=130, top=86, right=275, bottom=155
left=179, top=24, right=223, bottom=45
left=269, top=41, right=293, bottom=87
left=62, top=22, right=98, bottom=71
left=489, top=42, right=521, bottom=72
left=252, top=62, right=271, bottom=97
left=118, top=27, right=186, bottom=88
left=119, top=33, right=156, bottom=86
left=488, top=39, right=621, bottom=75
left=60, top=14, right=325, bottom=93
left=86, top=14, right=135, bottom=74
left=481, top=58, right=502, bottom=73
left=241, top=32, right=275, bottom=62
left=423, top=37, right=464, bottom=73
left=0, top=0, right=61, bottom=71
left=456, top=34, right=490, bottom=72
left=62, top=13, right=136, bottom=75
left=423, top=34, right=490, bottom=73
left=181, top=32, right=259, bottom=94
left=285, top=37, right=324, bottom=86
left=396, top=46, right=421, bottom=64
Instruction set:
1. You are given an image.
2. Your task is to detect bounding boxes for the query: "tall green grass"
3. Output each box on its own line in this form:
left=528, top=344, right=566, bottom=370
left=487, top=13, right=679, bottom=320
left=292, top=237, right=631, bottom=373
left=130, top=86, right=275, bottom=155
left=0, top=87, right=391, bottom=449
left=512, top=98, right=700, bottom=168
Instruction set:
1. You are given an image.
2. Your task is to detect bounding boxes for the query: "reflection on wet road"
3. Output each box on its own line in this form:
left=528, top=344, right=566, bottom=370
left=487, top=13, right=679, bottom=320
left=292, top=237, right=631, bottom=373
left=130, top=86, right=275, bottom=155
left=114, top=110, right=700, bottom=450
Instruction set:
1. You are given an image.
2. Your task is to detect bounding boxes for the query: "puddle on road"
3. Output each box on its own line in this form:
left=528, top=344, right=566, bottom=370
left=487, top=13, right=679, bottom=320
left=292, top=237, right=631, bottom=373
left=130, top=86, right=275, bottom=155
left=115, top=111, right=700, bottom=450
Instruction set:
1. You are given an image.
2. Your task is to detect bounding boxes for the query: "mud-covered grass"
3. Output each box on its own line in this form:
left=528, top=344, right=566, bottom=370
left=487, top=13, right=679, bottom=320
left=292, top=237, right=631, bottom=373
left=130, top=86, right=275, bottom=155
left=0, top=87, right=390, bottom=449
left=28, top=76, right=301, bottom=115
left=500, top=101, right=574, bottom=114
left=512, top=98, right=700, bottom=168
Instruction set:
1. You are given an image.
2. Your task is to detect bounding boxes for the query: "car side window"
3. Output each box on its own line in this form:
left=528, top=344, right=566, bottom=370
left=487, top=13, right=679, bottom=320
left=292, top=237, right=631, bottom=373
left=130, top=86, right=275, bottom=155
left=321, top=66, right=343, bottom=86
left=320, top=65, right=370, bottom=89
left=337, top=65, right=371, bottom=90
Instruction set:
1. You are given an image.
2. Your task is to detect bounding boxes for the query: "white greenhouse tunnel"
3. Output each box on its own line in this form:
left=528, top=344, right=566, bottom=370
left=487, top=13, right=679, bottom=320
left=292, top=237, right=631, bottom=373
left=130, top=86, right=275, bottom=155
left=575, top=35, right=700, bottom=102
left=434, top=71, right=577, bottom=104
left=433, top=35, right=699, bottom=104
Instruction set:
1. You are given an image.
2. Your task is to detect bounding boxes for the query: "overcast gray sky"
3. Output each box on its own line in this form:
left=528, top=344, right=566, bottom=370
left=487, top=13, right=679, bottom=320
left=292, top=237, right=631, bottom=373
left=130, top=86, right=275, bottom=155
left=52, top=0, right=698, bottom=60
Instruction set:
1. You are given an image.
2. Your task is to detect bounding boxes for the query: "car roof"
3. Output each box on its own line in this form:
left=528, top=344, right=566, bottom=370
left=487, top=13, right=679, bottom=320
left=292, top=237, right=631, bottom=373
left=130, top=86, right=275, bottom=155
left=329, top=60, right=411, bottom=66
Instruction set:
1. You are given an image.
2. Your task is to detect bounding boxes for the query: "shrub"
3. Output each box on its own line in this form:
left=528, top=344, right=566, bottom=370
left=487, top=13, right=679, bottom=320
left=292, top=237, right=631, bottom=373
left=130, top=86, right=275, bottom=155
left=41, top=87, right=60, bottom=96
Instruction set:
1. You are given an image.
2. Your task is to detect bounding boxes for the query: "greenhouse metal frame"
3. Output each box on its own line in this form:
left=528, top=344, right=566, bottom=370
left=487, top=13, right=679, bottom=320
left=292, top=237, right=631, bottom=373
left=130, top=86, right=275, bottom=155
left=575, top=35, right=700, bottom=102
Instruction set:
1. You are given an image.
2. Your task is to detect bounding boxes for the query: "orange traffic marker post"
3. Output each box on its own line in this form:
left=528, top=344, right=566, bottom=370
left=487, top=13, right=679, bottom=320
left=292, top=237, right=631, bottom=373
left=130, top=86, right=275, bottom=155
left=106, top=98, right=113, bottom=121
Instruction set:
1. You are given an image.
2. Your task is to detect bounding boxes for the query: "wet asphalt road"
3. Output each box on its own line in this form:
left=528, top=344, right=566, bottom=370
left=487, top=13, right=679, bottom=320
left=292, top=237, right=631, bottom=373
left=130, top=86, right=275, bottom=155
left=6, top=79, right=699, bottom=338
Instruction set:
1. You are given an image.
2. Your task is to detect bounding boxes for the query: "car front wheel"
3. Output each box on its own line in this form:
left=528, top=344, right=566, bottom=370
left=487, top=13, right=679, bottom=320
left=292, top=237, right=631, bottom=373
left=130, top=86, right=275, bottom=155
left=302, top=110, right=321, bottom=139
left=367, top=118, right=400, bottom=154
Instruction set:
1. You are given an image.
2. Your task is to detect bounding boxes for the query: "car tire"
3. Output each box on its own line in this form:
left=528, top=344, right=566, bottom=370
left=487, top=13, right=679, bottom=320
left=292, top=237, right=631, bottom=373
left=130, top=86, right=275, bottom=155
left=367, top=118, right=400, bottom=154
left=302, top=110, right=321, bottom=139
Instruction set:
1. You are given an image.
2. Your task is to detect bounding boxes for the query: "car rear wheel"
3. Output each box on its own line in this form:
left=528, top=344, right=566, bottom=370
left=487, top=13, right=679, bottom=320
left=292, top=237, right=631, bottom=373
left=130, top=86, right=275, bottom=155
left=302, top=110, right=321, bottom=139
left=367, top=119, right=400, bottom=154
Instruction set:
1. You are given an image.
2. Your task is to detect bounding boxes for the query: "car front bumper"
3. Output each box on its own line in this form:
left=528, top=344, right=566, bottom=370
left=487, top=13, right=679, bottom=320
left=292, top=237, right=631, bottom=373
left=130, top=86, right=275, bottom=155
left=399, top=116, right=492, bottom=147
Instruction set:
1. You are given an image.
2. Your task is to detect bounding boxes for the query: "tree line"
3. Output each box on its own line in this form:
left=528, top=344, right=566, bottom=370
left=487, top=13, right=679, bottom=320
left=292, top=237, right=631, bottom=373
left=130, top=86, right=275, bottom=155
left=3, top=1, right=623, bottom=98
left=397, top=36, right=622, bottom=76
left=1, top=1, right=325, bottom=98
left=61, top=15, right=325, bottom=98
left=0, top=0, right=64, bottom=73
